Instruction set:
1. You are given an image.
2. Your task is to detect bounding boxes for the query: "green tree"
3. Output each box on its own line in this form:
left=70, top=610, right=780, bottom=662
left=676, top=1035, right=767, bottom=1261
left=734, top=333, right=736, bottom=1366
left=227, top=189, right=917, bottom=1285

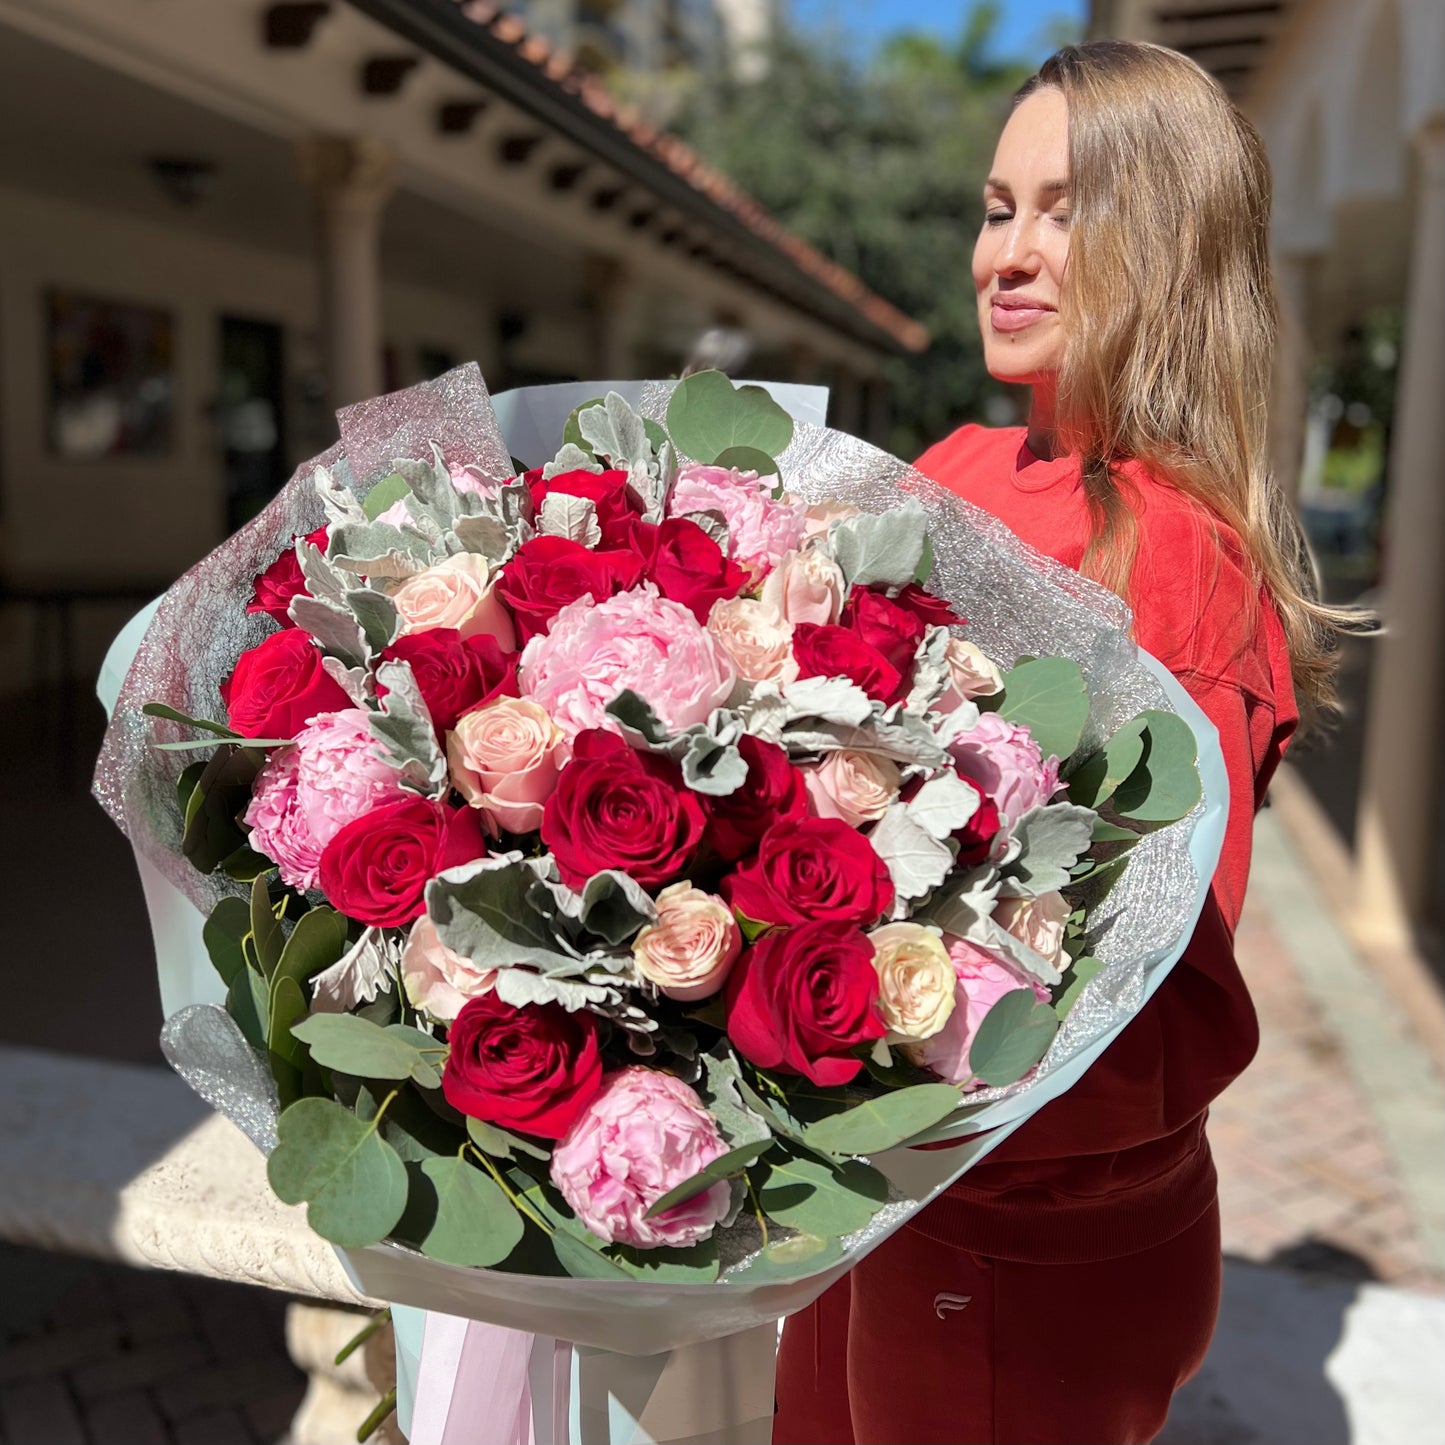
left=670, top=4, right=1058, bottom=458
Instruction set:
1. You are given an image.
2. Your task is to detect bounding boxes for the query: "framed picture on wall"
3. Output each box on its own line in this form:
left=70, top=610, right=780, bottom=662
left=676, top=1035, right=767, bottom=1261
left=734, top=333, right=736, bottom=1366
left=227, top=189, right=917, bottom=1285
left=46, top=289, right=175, bottom=459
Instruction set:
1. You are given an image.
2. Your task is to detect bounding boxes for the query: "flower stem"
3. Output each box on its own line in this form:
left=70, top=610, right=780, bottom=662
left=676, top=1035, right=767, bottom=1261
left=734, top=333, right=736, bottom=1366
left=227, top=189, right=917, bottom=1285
left=334, top=1308, right=391, bottom=1367
left=356, top=1386, right=397, bottom=1444
left=747, top=1176, right=769, bottom=1249
left=470, top=1146, right=553, bottom=1235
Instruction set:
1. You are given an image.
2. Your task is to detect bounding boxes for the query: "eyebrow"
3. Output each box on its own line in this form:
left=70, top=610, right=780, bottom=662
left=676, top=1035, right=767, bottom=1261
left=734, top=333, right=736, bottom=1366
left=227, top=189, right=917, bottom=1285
left=984, top=178, right=1070, bottom=196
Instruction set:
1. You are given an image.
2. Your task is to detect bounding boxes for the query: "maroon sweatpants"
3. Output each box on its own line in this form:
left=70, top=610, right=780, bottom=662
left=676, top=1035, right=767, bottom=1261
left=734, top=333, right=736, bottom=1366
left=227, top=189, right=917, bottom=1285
left=772, top=1200, right=1221, bottom=1445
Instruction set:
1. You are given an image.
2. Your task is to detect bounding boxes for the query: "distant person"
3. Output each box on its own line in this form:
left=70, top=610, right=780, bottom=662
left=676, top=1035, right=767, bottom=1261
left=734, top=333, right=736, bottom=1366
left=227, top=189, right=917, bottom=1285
left=773, top=40, right=1361, bottom=1445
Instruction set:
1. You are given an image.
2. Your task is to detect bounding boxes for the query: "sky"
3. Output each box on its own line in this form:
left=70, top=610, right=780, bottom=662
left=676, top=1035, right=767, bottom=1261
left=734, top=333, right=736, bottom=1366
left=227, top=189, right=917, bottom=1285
left=788, top=0, right=1087, bottom=65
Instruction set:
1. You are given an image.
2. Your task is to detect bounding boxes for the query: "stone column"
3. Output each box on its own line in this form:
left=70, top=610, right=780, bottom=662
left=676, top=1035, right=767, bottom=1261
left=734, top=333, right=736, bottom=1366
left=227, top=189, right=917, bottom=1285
left=1271, top=252, right=1316, bottom=501
left=1354, top=120, right=1445, bottom=948
left=298, top=136, right=395, bottom=410
left=581, top=253, right=635, bottom=380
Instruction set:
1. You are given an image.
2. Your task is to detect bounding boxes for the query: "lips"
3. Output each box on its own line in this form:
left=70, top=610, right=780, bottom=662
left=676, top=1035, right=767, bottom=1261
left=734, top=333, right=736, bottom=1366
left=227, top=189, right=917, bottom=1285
left=990, top=297, right=1055, bottom=334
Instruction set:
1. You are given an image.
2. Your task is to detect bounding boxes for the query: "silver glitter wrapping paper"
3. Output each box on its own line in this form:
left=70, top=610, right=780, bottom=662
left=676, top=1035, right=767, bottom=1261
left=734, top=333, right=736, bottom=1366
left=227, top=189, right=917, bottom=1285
left=98, top=370, right=1213, bottom=1333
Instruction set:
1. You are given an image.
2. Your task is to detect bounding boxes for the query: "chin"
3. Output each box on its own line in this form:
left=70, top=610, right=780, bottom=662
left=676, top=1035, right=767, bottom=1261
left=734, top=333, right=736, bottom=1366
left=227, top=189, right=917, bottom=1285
left=983, top=350, right=1055, bottom=387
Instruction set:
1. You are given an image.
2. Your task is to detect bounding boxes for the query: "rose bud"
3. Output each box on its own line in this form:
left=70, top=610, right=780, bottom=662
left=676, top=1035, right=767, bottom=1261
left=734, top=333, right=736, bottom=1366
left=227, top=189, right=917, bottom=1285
left=632, top=884, right=741, bottom=1001
left=936, top=638, right=1004, bottom=711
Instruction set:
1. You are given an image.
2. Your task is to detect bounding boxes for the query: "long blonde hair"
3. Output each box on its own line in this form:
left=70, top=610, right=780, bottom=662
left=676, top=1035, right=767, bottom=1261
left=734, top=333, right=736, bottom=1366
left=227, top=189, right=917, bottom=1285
left=1017, top=41, right=1360, bottom=723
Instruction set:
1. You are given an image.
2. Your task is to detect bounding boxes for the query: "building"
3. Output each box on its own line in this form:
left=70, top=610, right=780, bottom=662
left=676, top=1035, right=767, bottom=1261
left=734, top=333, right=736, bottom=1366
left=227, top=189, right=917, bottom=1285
left=0, top=0, right=925, bottom=689
left=1092, top=2, right=1444, bottom=963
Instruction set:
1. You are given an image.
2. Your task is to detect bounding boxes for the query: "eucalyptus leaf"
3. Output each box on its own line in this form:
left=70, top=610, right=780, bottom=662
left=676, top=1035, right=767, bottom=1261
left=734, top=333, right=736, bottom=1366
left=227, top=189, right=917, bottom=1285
left=141, top=703, right=239, bottom=740
left=711, top=445, right=780, bottom=478
left=552, top=1229, right=633, bottom=1279
left=610, top=1239, right=720, bottom=1283
left=466, top=1116, right=550, bottom=1162
left=644, top=1139, right=774, bottom=1219
left=1053, top=956, right=1106, bottom=1020
left=267, top=975, right=308, bottom=1107
left=181, top=744, right=261, bottom=875
left=418, top=1157, right=524, bottom=1267
left=1112, top=711, right=1202, bottom=823
left=801, top=1082, right=961, bottom=1155
left=227, top=965, right=269, bottom=1051
left=363, top=472, right=413, bottom=522
left=273, top=906, right=349, bottom=990
left=291, top=1013, right=432, bottom=1083
left=250, top=874, right=283, bottom=979
left=997, top=657, right=1090, bottom=762
left=967, top=987, right=1059, bottom=1086
left=735, top=1233, right=843, bottom=1283
left=1067, top=717, right=1148, bottom=809
left=267, top=1097, right=408, bottom=1248
left=203, top=896, right=251, bottom=987
left=665, top=370, right=793, bottom=464
left=757, top=1152, right=889, bottom=1235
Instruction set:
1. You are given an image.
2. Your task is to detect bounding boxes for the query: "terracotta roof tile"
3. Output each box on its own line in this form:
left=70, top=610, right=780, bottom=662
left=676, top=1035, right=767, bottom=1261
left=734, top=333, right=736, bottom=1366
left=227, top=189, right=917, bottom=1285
left=445, top=0, right=928, bottom=353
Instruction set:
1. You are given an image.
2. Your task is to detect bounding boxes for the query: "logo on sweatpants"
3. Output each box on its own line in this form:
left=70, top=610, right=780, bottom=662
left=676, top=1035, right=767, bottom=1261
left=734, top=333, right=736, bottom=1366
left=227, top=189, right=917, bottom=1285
left=933, top=1293, right=973, bottom=1319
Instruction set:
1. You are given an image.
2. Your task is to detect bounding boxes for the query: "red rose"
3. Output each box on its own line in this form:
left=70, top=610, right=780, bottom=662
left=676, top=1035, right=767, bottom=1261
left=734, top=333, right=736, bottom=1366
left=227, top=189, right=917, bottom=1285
left=319, top=798, right=486, bottom=927
left=442, top=993, right=603, bottom=1140
left=953, top=776, right=1002, bottom=867
left=791, top=623, right=904, bottom=706
left=494, top=536, right=644, bottom=644
left=247, top=525, right=329, bottom=628
left=380, top=629, right=518, bottom=736
left=722, top=816, right=894, bottom=928
left=619, top=516, right=748, bottom=624
left=841, top=588, right=926, bottom=675
left=528, top=468, right=642, bottom=549
left=220, top=628, right=352, bottom=739
left=725, top=921, right=886, bottom=1086
left=704, top=735, right=808, bottom=863
left=891, top=582, right=964, bottom=629
left=541, top=730, right=706, bottom=889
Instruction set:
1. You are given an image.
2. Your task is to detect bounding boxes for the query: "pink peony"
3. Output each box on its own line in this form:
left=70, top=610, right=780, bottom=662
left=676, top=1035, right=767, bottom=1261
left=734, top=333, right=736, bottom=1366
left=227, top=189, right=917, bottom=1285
left=948, top=711, right=1061, bottom=827
left=904, top=937, right=1050, bottom=1086
left=518, top=583, right=736, bottom=739
left=244, top=708, right=408, bottom=890
left=667, top=464, right=806, bottom=574
left=549, top=1067, right=733, bottom=1249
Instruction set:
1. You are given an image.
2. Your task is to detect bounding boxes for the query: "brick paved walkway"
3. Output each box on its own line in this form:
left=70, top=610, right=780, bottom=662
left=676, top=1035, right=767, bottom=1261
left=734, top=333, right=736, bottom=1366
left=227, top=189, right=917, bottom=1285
left=0, top=1246, right=304, bottom=1445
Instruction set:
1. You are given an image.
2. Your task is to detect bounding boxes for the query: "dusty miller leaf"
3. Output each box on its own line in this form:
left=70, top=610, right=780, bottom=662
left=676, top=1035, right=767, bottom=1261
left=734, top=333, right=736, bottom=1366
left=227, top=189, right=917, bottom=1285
left=370, top=661, right=447, bottom=797
left=538, top=492, right=602, bottom=547
left=1004, top=803, right=1097, bottom=896
left=907, top=772, right=981, bottom=840
left=869, top=803, right=955, bottom=903
left=542, top=443, right=602, bottom=481
left=828, top=500, right=928, bottom=590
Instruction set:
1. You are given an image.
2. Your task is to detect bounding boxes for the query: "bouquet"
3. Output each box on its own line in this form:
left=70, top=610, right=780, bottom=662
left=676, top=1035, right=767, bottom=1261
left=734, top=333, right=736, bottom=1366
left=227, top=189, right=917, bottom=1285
left=96, top=366, right=1224, bottom=1356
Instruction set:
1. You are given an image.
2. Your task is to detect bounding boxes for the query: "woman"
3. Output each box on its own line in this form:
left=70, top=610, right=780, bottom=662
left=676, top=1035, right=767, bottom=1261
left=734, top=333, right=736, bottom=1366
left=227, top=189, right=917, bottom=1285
left=773, top=41, right=1358, bottom=1445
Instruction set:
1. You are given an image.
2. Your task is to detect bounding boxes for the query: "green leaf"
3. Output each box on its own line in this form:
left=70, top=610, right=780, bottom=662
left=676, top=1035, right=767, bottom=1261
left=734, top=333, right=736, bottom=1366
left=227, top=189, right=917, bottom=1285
left=417, top=1158, right=524, bottom=1267
left=176, top=760, right=208, bottom=814
left=363, top=473, right=413, bottom=522
left=227, top=966, right=269, bottom=1051
left=220, top=846, right=276, bottom=882
left=466, top=1116, right=550, bottom=1162
left=757, top=1152, right=889, bottom=1235
left=142, top=702, right=240, bottom=739
left=562, top=397, right=606, bottom=457
left=385, top=1025, right=444, bottom=1089
left=698, top=1051, right=773, bottom=1147
left=273, top=907, right=350, bottom=990
left=1091, top=818, right=1138, bottom=843
left=801, top=1082, right=962, bottom=1156
left=737, top=1233, right=843, bottom=1283
left=182, top=745, right=261, bottom=875
left=734, top=910, right=773, bottom=945
left=203, top=896, right=251, bottom=987
left=267, top=974, right=308, bottom=1108
left=665, top=370, right=793, bottom=464
left=552, top=1228, right=633, bottom=1279
left=712, top=444, right=780, bottom=478
left=611, top=1239, right=720, bottom=1282
left=913, top=532, right=935, bottom=585
left=291, top=1013, right=434, bottom=1086
left=644, top=1139, right=774, bottom=1218
left=968, top=988, right=1059, bottom=1086
left=1066, top=717, right=1148, bottom=809
left=267, top=1097, right=409, bottom=1248
left=249, top=874, right=283, bottom=980
left=1053, top=956, right=1106, bottom=1020
left=355, top=1081, right=465, bottom=1162
left=997, top=657, right=1090, bottom=761
left=1112, top=711, right=1203, bottom=823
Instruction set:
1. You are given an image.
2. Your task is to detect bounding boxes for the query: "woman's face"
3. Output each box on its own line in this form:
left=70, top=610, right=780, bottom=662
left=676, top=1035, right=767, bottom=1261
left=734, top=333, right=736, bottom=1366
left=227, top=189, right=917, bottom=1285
left=972, top=87, right=1071, bottom=386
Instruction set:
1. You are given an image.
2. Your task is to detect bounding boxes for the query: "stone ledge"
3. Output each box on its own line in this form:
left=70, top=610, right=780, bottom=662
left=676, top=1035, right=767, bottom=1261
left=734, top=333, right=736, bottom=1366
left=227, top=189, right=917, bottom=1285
left=0, top=1044, right=373, bottom=1306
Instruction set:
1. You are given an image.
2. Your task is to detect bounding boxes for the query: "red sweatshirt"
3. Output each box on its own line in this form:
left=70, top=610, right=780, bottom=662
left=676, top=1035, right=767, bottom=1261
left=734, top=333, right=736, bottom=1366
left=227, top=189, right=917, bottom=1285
left=911, top=424, right=1298, bottom=1264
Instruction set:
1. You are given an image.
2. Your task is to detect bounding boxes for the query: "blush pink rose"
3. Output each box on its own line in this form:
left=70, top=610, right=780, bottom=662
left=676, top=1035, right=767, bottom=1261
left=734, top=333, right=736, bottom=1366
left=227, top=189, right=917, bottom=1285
left=993, top=891, right=1070, bottom=971
left=936, top=639, right=1005, bottom=712
left=803, top=749, right=901, bottom=827
left=447, top=696, right=565, bottom=833
left=706, top=597, right=796, bottom=684
left=549, top=1067, right=733, bottom=1249
left=633, top=883, right=741, bottom=1001
left=798, top=498, right=860, bottom=541
left=667, top=464, right=806, bottom=573
left=758, top=546, right=845, bottom=626
left=245, top=708, right=408, bottom=890
left=401, top=915, right=497, bottom=1021
left=518, top=583, right=736, bottom=738
left=390, top=553, right=517, bottom=651
left=948, top=711, right=1062, bottom=826
left=904, top=937, right=1050, bottom=1086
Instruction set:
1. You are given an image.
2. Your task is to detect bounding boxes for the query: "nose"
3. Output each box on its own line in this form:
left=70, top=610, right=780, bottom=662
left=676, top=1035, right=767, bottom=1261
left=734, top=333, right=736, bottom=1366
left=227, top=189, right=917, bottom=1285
left=994, top=214, right=1043, bottom=280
